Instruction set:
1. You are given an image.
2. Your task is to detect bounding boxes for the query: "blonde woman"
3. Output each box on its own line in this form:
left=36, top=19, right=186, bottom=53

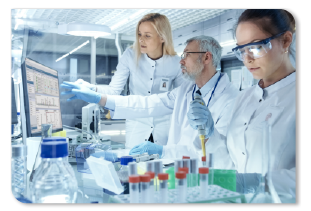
left=61, top=13, right=184, bottom=148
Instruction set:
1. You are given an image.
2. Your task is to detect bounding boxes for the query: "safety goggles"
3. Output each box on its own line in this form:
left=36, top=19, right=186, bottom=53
left=232, top=32, right=286, bottom=62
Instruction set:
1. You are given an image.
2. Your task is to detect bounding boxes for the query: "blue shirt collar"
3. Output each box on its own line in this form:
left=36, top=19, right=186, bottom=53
left=195, top=71, right=221, bottom=97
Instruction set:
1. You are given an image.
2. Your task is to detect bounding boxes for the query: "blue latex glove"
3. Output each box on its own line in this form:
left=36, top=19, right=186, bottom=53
left=91, top=151, right=118, bottom=162
left=129, top=141, right=163, bottom=157
left=61, top=79, right=97, bottom=91
left=187, top=96, right=214, bottom=139
left=61, top=81, right=101, bottom=104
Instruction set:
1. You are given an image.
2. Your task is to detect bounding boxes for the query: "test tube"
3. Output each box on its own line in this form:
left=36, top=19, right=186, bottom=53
left=145, top=171, right=155, bottom=203
left=190, top=158, right=198, bottom=187
left=207, top=153, right=214, bottom=185
left=199, top=167, right=209, bottom=198
left=175, top=171, right=187, bottom=203
left=201, top=156, right=206, bottom=167
left=182, top=159, right=191, bottom=187
left=182, top=156, right=190, bottom=159
left=154, top=160, right=163, bottom=191
left=158, top=173, right=169, bottom=203
left=140, top=175, right=151, bottom=203
left=174, top=159, right=183, bottom=173
left=146, top=161, right=155, bottom=172
left=129, top=175, right=140, bottom=203
left=128, top=162, right=137, bottom=176
left=178, top=167, right=190, bottom=188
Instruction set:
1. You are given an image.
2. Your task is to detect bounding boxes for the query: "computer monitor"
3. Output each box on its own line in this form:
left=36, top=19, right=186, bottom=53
left=21, top=58, right=63, bottom=137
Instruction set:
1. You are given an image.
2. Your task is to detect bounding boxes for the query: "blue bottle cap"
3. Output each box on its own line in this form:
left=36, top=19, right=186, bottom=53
left=120, top=156, right=133, bottom=165
left=41, top=141, right=68, bottom=158
left=17, top=112, right=20, bottom=115
left=43, top=137, right=66, bottom=142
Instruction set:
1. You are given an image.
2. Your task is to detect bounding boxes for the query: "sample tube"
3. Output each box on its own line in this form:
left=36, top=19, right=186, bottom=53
left=181, top=160, right=191, bottom=187
left=145, top=171, right=155, bottom=203
left=129, top=175, right=140, bottom=203
left=182, top=156, right=190, bottom=159
left=175, top=171, right=187, bottom=203
left=199, top=167, right=209, bottom=198
left=140, top=175, right=151, bottom=203
left=190, top=158, right=198, bottom=187
left=174, top=159, right=183, bottom=173
left=154, top=161, right=163, bottom=191
left=128, top=162, right=137, bottom=176
left=158, top=173, right=169, bottom=203
left=146, top=161, right=155, bottom=172
left=207, top=153, right=214, bottom=185
left=201, top=156, right=206, bottom=167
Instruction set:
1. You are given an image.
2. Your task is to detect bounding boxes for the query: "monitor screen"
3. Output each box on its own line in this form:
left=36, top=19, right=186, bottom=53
left=22, top=58, right=63, bottom=136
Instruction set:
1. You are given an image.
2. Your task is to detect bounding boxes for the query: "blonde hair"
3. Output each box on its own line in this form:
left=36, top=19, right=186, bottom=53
left=132, top=13, right=176, bottom=65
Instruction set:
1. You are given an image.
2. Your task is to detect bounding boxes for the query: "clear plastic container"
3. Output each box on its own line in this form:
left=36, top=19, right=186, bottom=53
left=117, top=156, right=134, bottom=194
left=30, top=124, right=53, bottom=182
left=174, top=159, right=183, bottom=174
left=11, top=145, right=27, bottom=198
left=175, top=171, right=187, bottom=203
left=190, top=158, right=198, bottom=187
left=30, top=141, right=78, bottom=203
left=128, top=162, right=137, bottom=176
left=199, top=167, right=209, bottom=198
left=14, top=112, right=21, bottom=135
left=129, top=175, right=140, bottom=203
left=145, top=171, right=155, bottom=203
left=158, top=173, right=169, bottom=203
left=178, top=167, right=190, bottom=187
left=154, top=160, right=163, bottom=191
left=140, top=175, right=151, bottom=203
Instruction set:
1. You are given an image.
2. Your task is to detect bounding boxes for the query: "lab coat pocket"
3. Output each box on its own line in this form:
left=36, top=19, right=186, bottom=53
left=248, top=105, right=284, bottom=130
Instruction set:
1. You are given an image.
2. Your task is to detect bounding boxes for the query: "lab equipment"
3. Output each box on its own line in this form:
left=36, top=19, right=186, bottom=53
left=209, top=169, right=236, bottom=192
left=30, top=124, right=53, bottom=182
left=146, top=160, right=155, bottom=172
left=190, top=158, right=198, bottom=187
left=201, top=156, right=206, bottom=167
left=128, top=162, right=138, bottom=176
left=61, top=81, right=102, bottom=104
left=182, top=159, right=191, bottom=187
left=11, top=144, right=27, bottom=198
left=207, top=153, right=214, bottom=185
left=165, top=167, right=175, bottom=189
left=174, top=159, right=183, bottom=174
left=175, top=171, right=187, bottom=203
left=112, top=185, right=246, bottom=204
left=232, top=31, right=286, bottom=62
left=140, top=175, right=151, bottom=203
left=13, top=112, right=21, bottom=135
left=145, top=171, right=155, bottom=203
left=117, top=156, right=134, bottom=194
left=21, top=58, right=63, bottom=137
left=81, top=103, right=101, bottom=141
left=86, top=156, right=124, bottom=194
left=30, top=141, right=78, bottom=203
left=129, top=175, right=140, bottom=203
left=130, top=153, right=159, bottom=162
left=154, top=160, right=163, bottom=191
left=182, top=156, right=190, bottom=159
left=199, top=167, right=209, bottom=198
left=129, top=141, right=163, bottom=157
left=158, top=173, right=169, bottom=203
left=250, top=114, right=281, bottom=203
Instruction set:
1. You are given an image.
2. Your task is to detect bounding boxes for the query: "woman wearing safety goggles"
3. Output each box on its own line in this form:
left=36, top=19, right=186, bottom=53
left=199, top=9, right=296, bottom=199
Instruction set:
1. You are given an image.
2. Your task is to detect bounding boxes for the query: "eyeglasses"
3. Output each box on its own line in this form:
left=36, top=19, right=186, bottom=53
left=181, top=52, right=207, bottom=60
left=232, top=31, right=286, bottom=62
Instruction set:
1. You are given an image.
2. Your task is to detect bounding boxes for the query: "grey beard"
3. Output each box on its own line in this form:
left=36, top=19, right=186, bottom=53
left=182, top=72, right=196, bottom=81
left=181, top=62, right=204, bottom=82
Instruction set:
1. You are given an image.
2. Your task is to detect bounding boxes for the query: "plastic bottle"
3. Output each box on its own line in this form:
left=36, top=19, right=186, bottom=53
left=14, top=112, right=21, bottom=135
left=140, top=175, right=151, bottom=203
left=154, top=160, right=163, bottom=191
left=129, top=175, right=140, bottom=203
left=117, top=156, right=134, bottom=194
left=190, top=158, right=198, bottom=187
left=175, top=171, right=187, bottom=203
left=145, top=171, right=155, bottom=203
left=11, top=145, right=27, bottom=198
left=30, top=141, right=78, bottom=203
left=199, top=167, right=209, bottom=198
left=158, top=173, right=169, bottom=203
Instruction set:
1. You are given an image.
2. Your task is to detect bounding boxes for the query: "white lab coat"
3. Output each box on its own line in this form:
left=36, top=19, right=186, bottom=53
left=96, top=48, right=184, bottom=148
left=205, top=72, right=296, bottom=197
left=109, top=72, right=239, bottom=159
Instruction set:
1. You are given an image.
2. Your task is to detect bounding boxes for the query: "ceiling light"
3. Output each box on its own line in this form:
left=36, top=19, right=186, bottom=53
left=110, top=9, right=149, bottom=31
left=58, top=23, right=111, bottom=37
left=55, top=40, right=90, bottom=62
left=220, top=40, right=236, bottom=47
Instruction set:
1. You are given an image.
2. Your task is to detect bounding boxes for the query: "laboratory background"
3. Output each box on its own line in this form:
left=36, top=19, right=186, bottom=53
left=10, top=9, right=296, bottom=204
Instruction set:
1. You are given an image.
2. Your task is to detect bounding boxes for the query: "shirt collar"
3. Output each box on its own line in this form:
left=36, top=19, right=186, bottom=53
left=196, top=71, right=221, bottom=97
left=143, top=53, right=164, bottom=65
left=254, top=71, right=296, bottom=99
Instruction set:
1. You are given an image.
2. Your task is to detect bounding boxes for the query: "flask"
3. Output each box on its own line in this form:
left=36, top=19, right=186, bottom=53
left=30, top=141, right=78, bottom=203
left=11, top=145, right=27, bottom=198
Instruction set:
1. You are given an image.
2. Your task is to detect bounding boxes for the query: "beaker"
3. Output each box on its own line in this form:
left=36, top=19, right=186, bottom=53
left=249, top=113, right=281, bottom=203
left=29, top=124, right=53, bottom=182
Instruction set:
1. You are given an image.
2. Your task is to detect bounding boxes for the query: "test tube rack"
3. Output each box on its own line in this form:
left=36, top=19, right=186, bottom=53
left=109, top=185, right=246, bottom=203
